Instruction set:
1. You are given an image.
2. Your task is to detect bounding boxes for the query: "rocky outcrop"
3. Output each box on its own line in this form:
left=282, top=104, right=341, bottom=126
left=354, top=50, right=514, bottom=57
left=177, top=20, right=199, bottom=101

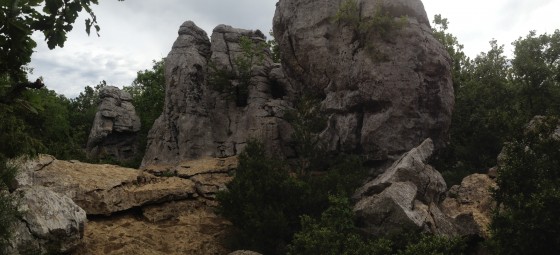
left=353, top=139, right=477, bottom=237
left=87, top=86, right=141, bottom=162
left=142, top=0, right=453, bottom=168
left=18, top=154, right=235, bottom=215
left=7, top=186, right=86, bottom=255
left=441, top=173, right=497, bottom=238
left=141, top=22, right=293, bottom=167
left=273, top=0, right=454, bottom=162
left=75, top=200, right=230, bottom=255
left=13, top=155, right=236, bottom=254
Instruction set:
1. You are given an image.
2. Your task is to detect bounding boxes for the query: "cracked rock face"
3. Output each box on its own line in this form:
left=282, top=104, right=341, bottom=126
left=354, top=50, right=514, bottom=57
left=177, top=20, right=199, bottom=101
left=7, top=186, right=86, bottom=255
left=274, top=0, right=454, bottom=162
left=353, top=139, right=477, bottom=237
left=141, top=22, right=294, bottom=167
left=86, top=86, right=141, bottom=162
left=14, top=155, right=237, bottom=254
left=441, top=173, right=497, bottom=238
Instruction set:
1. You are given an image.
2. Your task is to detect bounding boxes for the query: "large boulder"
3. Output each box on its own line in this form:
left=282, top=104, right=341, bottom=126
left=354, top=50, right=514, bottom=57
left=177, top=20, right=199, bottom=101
left=353, top=139, right=476, bottom=237
left=86, top=86, right=141, bottom=162
left=441, top=173, right=497, bottom=238
left=141, top=22, right=294, bottom=167
left=8, top=186, right=86, bottom=254
left=273, top=0, right=454, bottom=162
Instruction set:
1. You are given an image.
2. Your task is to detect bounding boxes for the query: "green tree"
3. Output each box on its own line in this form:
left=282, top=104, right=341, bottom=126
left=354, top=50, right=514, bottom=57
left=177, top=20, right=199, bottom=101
left=0, top=0, right=122, bottom=251
left=217, top=141, right=308, bottom=255
left=511, top=30, right=560, bottom=117
left=490, top=116, right=560, bottom=255
left=431, top=14, right=471, bottom=90
left=288, top=195, right=393, bottom=255
left=123, top=59, right=165, bottom=165
left=1, top=0, right=122, bottom=94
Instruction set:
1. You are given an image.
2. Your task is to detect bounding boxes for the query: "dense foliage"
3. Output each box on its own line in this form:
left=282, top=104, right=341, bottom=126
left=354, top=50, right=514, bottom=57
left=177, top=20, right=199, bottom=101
left=0, top=1, right=123, bottom=251
left=431, top=16, right=560, bottom=185
left=123, top=59, right=165, bottom=166
left=490, top=117, right=560, bottom=254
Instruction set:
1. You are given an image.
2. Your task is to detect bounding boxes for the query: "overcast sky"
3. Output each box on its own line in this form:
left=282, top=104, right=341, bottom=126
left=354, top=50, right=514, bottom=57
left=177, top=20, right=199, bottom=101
left=29, top=0, right=560, bottom=98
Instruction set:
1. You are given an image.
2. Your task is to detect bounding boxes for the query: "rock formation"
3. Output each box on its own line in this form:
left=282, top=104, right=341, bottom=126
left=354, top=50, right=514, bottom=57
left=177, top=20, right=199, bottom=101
left=353, top=139, right=478, bottom=237
left=273, top=0, right=454, bottom=162
left=441, top=173, right=497, bottom=238
left=141, top=22, right=293, bottom=167
left=142, top=0, right=453, bottom=168
left=7, top=157, right=87, bottom=255
left=11, top=155, right=236, bottom=254
left=87, top=86, right=141, bottom=162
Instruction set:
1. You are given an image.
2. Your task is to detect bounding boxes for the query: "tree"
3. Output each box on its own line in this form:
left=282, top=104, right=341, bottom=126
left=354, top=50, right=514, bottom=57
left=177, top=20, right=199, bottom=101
left=1, top=0, right=122, bottom=93
left=123, top=60, right=165, bottom=166
left=490, top=116, right=560, bottom=255
left=431, top=14, right=471, bottom=90
left=511, top=30, right=560, bottom=117
left=0, top=0, right=122, bottom=250
left=288, top=195, right=393, bottom=255
left=217, top=141, right=309, bottom=255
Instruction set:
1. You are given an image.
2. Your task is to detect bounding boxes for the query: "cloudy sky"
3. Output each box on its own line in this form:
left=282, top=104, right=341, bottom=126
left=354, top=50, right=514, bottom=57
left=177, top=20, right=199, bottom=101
left=29, top=0, right=560, bottom=98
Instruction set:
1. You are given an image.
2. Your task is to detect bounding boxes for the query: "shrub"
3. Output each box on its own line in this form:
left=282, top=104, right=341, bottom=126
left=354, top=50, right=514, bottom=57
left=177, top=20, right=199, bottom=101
left=489, top=116, right=560, bottom=254
left=288, top=195, right=393, bottom=255
left=217, top=141, right=309, bottom=254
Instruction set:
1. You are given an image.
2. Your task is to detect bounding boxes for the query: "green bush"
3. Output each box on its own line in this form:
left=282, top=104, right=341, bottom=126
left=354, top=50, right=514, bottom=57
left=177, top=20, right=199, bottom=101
left=217, top=141, right=309, bottom=254
left=489, top=116, right=560, bottom=254
left=288, top=195, right=393, bottom=255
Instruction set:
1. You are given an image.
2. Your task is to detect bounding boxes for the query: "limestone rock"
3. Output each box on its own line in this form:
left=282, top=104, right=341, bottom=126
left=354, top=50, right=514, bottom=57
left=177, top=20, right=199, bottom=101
left=141, top=21, right=294, bottom=167
left=144, top=156, right=238, bottom=199
left=22, top=155, right=197, bottom=215
left=353, top=139, right=471, bottom=237
left=273, top=0, right=454, bottom=162
left=74, top=200, right=230, bottom=255
left=87, top=86, right=141, bottom=162
left=441, top=173, right=497, bottom=238
left=354, top=139, right=446, bottom=204
left=10, top=186, right=86, bottom=254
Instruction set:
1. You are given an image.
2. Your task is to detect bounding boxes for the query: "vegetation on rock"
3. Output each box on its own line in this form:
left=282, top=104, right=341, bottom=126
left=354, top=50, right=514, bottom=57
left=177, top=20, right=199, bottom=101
left=209, top=35, right=267, bottom=107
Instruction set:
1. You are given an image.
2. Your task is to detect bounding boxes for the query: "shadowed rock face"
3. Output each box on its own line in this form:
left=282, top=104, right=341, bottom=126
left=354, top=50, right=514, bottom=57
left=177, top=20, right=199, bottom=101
left=141, top=22, right=294, bottom=167
left=143, top=0, right=453, bottom=167
left=273, top=0, right=454, bottom=162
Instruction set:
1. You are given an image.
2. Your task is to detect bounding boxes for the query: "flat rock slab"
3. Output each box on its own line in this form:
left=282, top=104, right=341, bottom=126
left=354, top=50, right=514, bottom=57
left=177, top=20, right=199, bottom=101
left=25, top=155, right=197, bottom=215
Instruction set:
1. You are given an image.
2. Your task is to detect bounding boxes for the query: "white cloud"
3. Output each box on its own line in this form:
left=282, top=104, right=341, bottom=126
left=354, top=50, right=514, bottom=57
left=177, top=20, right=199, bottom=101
left=29, top=0, right=559, bottom=98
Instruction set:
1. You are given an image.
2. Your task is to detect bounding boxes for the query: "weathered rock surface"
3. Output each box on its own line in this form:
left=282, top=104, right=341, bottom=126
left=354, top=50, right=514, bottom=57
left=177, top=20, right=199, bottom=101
left=354, top=139, right=476, bottom=237
left=8, top=186, right=86, bottom=255
left=19, top=154, right=236, bottom=216
left=87, top=86, right=141, bottom=162
left=142, top=22, right=293, bottom=167
left=441, top=173, right=497, bottom=238
left=75, top=200, right=230, bottom=255
left=274, top=0, right=454, bottom=162
left=20, top=155, right=195, bottom=215
left=13, top=155, right=237, bottom=254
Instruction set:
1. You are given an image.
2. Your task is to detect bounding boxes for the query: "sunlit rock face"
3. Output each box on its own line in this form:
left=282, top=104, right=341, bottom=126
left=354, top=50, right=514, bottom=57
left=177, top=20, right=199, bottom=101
left=273, top=0, right=454, bottom=163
